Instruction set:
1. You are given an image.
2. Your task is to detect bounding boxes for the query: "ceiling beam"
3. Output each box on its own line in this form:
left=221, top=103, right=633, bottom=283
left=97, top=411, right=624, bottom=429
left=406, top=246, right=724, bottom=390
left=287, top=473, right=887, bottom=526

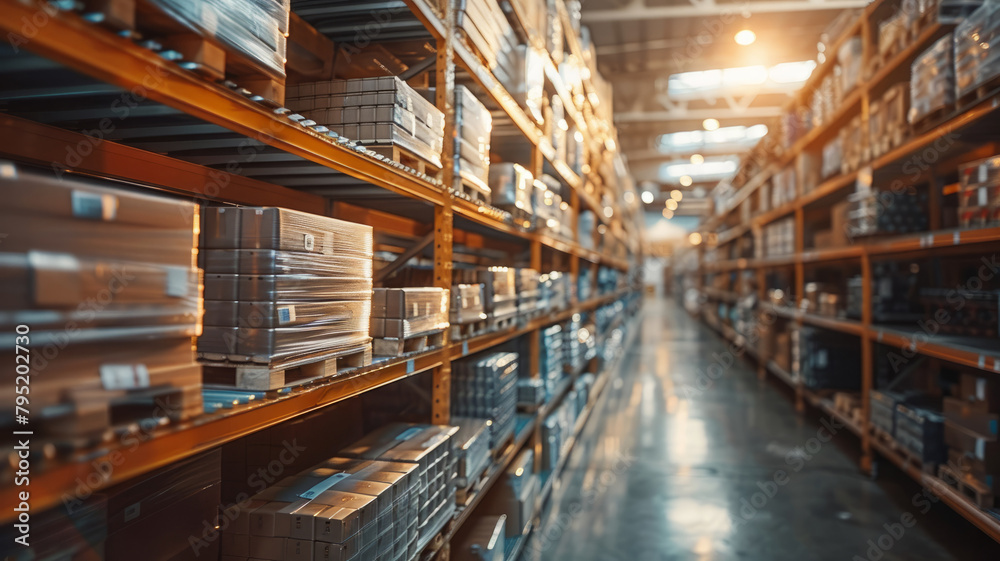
left=582, top=0, right=867, bottom=23
left=615, top=106, right=783, bottom=123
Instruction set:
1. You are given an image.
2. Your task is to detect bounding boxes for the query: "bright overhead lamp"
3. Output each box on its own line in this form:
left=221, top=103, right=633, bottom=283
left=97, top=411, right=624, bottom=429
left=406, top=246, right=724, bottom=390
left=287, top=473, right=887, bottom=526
left=735, top=29, right=756, bottom=46
left=690, top=153, right=705, bottom=165
left=679, top=175, right=693, bottom=187
left=663, top=209, right=674, bottom=219
left=689, top=232, right=703, bottom=245
left=641, top=191, right=655, bottom=204
left=671, top=190, right=683, bottom=201
left=702, top=118, right=720, bottom=131
left=665, top=199, right=678, bottom=211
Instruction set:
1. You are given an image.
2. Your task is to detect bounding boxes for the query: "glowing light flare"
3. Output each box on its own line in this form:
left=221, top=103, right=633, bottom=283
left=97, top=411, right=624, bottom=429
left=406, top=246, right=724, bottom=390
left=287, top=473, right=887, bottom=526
left=735, top=29, right=756, bottom=46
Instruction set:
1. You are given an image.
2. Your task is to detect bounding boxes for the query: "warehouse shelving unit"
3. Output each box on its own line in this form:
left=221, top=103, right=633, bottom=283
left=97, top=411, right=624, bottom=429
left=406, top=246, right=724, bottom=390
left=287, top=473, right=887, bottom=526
left=0, top=0, right=642, bottom=555
left=679, top=0, right=1000, bottom=544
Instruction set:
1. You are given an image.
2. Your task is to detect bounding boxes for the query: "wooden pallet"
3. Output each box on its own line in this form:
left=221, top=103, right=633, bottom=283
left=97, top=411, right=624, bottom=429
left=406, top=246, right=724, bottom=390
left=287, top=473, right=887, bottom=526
left=939, top=464, right=995, bottom=508
left=873, top=428, right=937, bottom=474
left=367, top=144, right=444, bottom=183
left=450, top=319, right=489, bottom=341
left=80, top=0, right=286, bottom=105
left=453, top=176, right=491, bottom=206
left=200, top=343, right=373, bottom=391
left=373, top=329, right=447, bottom=357
left=489, top=314, right=517, bottom=332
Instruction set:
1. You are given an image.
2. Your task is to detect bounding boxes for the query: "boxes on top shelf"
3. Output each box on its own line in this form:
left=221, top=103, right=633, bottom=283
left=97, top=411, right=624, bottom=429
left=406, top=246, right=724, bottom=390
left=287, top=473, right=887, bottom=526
left=150, top=0, right=289, bottom=77
left=0, top=165, right=203, bottom=441
left=908, top=33, right=955, bottom=125
left=956, top=2, right=1000, bottom=100
left=285, top=77, right=445, bottom=168
left=456, top=0, right=518, bottom=71
left=497, top=45, right=545, bottom=123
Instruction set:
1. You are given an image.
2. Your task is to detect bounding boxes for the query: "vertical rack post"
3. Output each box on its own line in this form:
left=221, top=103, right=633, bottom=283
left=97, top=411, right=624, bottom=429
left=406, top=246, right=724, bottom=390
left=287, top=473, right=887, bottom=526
left=430, top=15, right=456, bottom=426
left=860, top=250, right=874, bottom=472
left=794, top=207, right=805, bottom=412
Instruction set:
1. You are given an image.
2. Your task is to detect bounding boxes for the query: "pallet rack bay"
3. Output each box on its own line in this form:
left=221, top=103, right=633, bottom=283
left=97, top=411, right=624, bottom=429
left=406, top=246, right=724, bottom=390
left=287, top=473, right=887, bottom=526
left=679, top=0, right=1000, bottom=543
left=0, top=0, right=642, bottom=557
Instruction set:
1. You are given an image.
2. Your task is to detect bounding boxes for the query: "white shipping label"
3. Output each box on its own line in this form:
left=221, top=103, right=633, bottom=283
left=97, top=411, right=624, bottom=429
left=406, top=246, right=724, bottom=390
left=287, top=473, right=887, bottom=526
left=278, top=306, right=296, bottom=325
left=979, top=187, right=989, bottom=207
left=817, top=350, right=828, bottom=369
left=977, top=378, right=987, bottom=400
left=977, top=438, right=986, bottom=460
left=100, top=364, right=150, bottom=390
left=412, top=303, right=419, bottom=317
left=323, top=232, right=334, bottom=255
left=165, top=267, right=189, bottom=297
left=980, top=164, right=988, bottom=184
left=303, top=233, right=315, bottom=251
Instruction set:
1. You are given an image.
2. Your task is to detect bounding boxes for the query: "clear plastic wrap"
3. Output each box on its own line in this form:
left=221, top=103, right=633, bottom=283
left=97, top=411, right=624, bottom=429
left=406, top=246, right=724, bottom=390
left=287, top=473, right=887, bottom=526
left=371, top=288, right=450, bottom=338
left=838, top=36, right=863, bottom=95
left=286, top=77, right=445, bottom=167
left=0, top=165, right=202, bottom=439
left=821, top=136, right=843, bottom=179
left=148, top=0, right=289, bottom=77
left=202, top=249, right=373, bottom=277
left=222, top=456, right=418, bottom=561
left=497, top=45, right=545, bottom=122
left=456, top=85, right=493, bottom=195
left=488, top=163, right=534, bottom=212
left=339, top=424, right=458, bottom=548
left=452, top=353, right=518, bottom=450
left=955, top=3, right=1000, bottom=97
left=452, top=417, right=492, bottom=488
left=909, top=33, right=955, bottom=124
left=203, top=207, right=373, bottom=258
left=200, top=206, right=373, bottom=363
left=456, top=0, right=517, bottom=70
left=450, top=283, right=488, bottom=325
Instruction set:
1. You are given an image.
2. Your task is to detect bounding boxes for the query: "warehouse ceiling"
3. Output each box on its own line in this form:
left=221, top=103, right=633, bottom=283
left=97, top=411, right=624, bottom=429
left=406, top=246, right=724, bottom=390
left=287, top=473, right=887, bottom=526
left=580, top=0, right=867, bottom=214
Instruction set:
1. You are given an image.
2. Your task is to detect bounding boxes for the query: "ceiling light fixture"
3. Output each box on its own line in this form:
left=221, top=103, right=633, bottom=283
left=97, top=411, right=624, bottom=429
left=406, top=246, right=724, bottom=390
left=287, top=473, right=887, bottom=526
left=735, top=29, right=756, bottom=46
left=702, top=118, right=720, bottom=131
left=690, top=153, right=705, bottom=165
left=671, top=190, right=684, bottom=201
left=679, top=175, right=693, bottom=187
left=665, top=199, right=678, bottom=211
left=641, top=191, right=655, bottom=204
left=663, top=209, right=674, bottom=219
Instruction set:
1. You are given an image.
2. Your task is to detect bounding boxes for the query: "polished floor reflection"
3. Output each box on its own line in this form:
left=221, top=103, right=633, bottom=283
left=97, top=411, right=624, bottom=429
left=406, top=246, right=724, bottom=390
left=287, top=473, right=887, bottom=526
left=524, top=297, right=1000, bottom=561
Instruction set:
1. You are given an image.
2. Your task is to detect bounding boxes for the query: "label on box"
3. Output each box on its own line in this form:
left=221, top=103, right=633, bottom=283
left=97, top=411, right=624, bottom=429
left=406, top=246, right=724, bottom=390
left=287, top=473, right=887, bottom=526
left=980, top=164, right=988, bottom=184
left=71, top=190, right=118, bottom=221
left=100, top=364, right=151, bottom=390
left=278, top=306, right=296, bottom=325
left=124, top=502, right=141, bottom=523
left=165, top=267, right=189, bottom=297
left=298, top=473, right=350, bottom=500
left=324, top=232, right=334, bottom=255
left=977, top=438, right=986, bottom=460
left=28, top=251, right=82, bottom=307
left=303, top=234, right=315, bottom=251
left=977, top=378, right=987, bottom=400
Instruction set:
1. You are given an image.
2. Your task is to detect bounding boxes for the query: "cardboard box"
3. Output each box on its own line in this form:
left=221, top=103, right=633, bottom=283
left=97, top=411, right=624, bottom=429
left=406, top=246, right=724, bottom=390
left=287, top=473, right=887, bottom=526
left=944, top=396, right=999, bottom=438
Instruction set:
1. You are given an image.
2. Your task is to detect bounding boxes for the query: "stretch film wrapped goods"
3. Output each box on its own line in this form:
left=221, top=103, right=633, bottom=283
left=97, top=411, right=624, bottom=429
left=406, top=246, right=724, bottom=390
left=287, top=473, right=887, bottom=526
left=0, top=165, right=202, bottom=437
left=497, top=45, right=545, bottom=123
left=451, top=283, right=488, bottom=325
left=956, top=2, right=1000, bottom=98
left=286, top=77, right=445, bottom=167
left=515, top=268, right=540, bottom=316
left=339, top=425, right=459, bottom=552
left=456, top=0, right=517, bottom=70
left=493, top=449, right=537, bottom=537
left=539, top=271, right=571, bottom=312
left=371, top=288, right=450, bottom=339
left=454, top=268, right=518, bottom=321
left=199, top=207, right=373, bottom=363
left=958, top=155, right=1000, bottom=227
left=909, top=34, right=956, bottom=124
left=452, top=353, right=519, bottom=451
left=149, top=0, right=289, bottom=77
left=489, top=163, right=534, bottom=218
left=453, top=418, right=492, bottom=489
left=222, top=456, right=419, bottom=561
left=456, top=85, right=493, bottom=198
left=540, top=324, right=565, bottom=395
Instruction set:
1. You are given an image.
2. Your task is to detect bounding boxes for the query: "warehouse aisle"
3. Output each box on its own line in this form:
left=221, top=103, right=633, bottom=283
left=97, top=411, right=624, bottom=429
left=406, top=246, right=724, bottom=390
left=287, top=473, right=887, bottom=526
left=523, top=297, right=1000, bottom=561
